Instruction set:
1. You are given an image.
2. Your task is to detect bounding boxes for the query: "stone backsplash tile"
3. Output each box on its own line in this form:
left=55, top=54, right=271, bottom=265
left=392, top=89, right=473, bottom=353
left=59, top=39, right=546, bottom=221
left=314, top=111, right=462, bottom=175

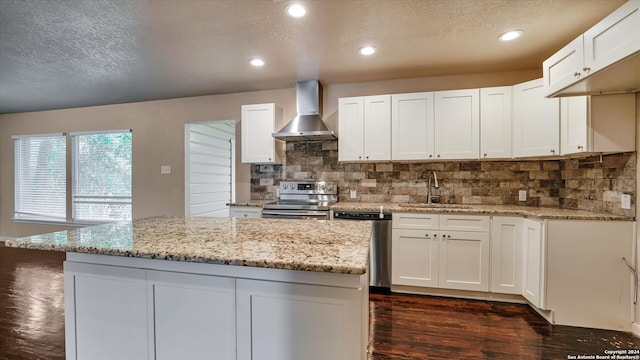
left=250, top=140, right=635, bottom=216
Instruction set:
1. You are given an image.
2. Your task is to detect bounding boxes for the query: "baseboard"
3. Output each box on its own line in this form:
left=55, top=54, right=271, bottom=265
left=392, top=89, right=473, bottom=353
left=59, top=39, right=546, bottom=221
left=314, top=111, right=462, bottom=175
left=632, top=322, right=640, bottom=337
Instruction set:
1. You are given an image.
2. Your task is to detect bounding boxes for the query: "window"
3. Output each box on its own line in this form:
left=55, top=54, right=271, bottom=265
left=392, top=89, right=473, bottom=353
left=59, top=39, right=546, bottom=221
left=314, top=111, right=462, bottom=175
left=13, top=134, right=67, bottom=222
left=13, top=130, right=132, bottom=225
left=72, top=130, right=132, bottom=222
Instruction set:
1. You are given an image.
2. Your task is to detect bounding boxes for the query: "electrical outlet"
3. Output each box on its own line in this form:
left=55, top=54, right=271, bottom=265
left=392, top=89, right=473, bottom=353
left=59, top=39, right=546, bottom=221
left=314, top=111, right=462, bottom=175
left=621, top=194, right=631, bottom=209
left=160, top=165, right=171, bottom=175
left=350, top=190, right=357, bottom=199
left=518, top=190, right=527, bottom=202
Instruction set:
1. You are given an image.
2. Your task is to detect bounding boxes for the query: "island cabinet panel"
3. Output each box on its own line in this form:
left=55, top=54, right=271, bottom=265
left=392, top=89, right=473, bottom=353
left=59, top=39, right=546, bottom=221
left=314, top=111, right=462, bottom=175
left=149, top=271, right=236, bottom=360
left=236, top=279, right=366, bottom=360
left=64, top=262, right=149, bottom=360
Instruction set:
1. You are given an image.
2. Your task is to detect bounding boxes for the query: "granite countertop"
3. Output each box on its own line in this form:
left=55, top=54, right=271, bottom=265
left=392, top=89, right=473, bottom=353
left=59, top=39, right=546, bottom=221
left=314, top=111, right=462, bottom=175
left=227, top=199, right=274, bottom=207
left=4, top=216, right=371, bottom=275
left=331, top=202, right=634, bottom=221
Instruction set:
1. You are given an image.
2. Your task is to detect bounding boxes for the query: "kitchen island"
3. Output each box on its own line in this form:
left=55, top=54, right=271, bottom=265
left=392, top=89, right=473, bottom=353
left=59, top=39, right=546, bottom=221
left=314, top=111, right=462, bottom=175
left=6, top=216, right=372, bottom=360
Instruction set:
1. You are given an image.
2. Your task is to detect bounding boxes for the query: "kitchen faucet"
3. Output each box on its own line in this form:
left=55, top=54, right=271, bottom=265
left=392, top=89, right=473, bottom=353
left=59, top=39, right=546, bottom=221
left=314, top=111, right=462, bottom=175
left=427, top=171, right=439, bottom=204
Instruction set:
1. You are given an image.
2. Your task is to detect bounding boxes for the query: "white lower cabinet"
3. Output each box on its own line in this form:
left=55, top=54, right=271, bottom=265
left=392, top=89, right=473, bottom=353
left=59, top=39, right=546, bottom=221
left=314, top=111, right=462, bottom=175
left=236, top=279, right=365, bottom=360
left=149, top=271, right=236, bottom=360
left=522, top=218, right=545, bottom=309
left=490, top=217, right=523, bottom=295
left=391, top=213, right=490, bottom=292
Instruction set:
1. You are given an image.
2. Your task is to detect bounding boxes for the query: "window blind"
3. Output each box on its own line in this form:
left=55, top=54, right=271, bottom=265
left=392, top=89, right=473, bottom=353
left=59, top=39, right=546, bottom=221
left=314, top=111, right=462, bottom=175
left=72, top=130, right=132, bottom=222
left=14, top=134, right=67, bottom=221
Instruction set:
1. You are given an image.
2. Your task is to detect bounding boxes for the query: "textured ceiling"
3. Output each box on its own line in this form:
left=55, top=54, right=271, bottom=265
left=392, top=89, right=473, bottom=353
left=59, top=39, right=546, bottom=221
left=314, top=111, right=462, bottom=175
left=0, top=0, right=626, bottom=113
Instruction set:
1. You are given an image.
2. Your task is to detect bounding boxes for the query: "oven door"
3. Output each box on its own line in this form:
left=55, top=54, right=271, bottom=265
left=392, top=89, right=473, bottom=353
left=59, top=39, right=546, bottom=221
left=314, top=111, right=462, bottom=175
left=261, top=209, right=329, bottom=220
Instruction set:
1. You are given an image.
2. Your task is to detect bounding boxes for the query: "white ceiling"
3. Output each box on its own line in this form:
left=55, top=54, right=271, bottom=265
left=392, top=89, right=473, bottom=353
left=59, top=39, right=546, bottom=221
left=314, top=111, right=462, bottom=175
left=0, top=0, right=626, bottom=113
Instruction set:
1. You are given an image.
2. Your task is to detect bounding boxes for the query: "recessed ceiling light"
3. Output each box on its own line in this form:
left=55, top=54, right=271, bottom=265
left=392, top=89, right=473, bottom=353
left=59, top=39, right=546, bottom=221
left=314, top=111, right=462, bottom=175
left=285, top=3, right=306, bottom=18
left=498, top=30, right=524, bottom=41
left=249, top=58, right=265, bottom=67
left=359, top=46, right=377, bottom=56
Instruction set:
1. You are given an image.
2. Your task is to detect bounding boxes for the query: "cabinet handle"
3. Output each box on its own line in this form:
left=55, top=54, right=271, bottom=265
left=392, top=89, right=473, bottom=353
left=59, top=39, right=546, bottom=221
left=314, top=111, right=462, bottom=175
left=437, top=154, right=441, bottom=158
left=358, top=156, right=362, bottom=159
left=550, top=149, right=556, bottom=153
left=425, top=233, right=430, bottom=238
left=583, top=67, right=591, bottom=73
left=243, top=214, right=248, bottom=218
left=429, top=154, right=433, bottom=158
left=577, top=145, right=583, bottom=150
left=483, top=153, right=487, bottom=157
left=366, top=156, right=369, bottom=159
left=268, top=157, right=272, bottom=161
left=573, top=72, right=581, bottom=78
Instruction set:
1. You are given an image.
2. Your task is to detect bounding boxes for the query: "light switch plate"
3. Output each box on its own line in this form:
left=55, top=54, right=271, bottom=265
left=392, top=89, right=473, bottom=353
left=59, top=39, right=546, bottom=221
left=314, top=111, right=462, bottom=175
left=621, top=194, right=631, bottom=209
left=160, top=165, right=171, bottom=175
left=350, top=190, right=357, bottom=199
left=518, top=190, right=527, bottom=202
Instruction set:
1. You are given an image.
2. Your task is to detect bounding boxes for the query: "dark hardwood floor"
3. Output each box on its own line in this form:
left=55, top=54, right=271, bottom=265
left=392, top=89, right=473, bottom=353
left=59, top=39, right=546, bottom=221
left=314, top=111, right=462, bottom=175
left=1, top=242, right=639, bottom=360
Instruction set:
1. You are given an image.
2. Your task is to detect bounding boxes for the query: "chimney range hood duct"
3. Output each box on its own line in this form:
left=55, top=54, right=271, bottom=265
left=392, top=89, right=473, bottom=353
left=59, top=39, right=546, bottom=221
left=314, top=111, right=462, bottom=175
left=272, top=80, right=337, bottom=141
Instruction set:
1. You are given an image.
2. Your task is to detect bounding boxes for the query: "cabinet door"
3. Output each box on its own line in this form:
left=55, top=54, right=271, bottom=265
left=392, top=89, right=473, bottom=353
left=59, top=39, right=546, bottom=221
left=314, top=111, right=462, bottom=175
left=434, top=89, right=480, bottom=159
left=522, top=218, right=545, bottom=309
left=542, top=35, right=585, bottom=97
left=236, top=279, right=365, bottom=360
left=480, top=86, right=512, bottom=159
left=490, top=217, right=523, bottom=295
left=391, top=229, right=439, bottom=287
left=438, top=231, right=489, bottom=292
left=149, top=271, right=236, bottom=360
left=364, top=95, right=391, bottom=161
left=512, top=79, right=560, bottom=157
left=230, top=206, right=262, bottom=218
left=64, top=262, right=148, bottom=360
left=391, top=92, right=435, bottom=160
left=584, top=0, right=640, bottom=75
left=338, top=97, right=364, bottom=161
left=560, top=96, right=588, bottom=155
left=241, top=103, right=282, bottom=163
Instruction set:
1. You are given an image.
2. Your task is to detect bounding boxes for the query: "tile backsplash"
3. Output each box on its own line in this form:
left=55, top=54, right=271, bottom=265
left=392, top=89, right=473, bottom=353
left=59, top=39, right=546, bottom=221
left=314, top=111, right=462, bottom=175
left=251, top=140, right=636, bottom=216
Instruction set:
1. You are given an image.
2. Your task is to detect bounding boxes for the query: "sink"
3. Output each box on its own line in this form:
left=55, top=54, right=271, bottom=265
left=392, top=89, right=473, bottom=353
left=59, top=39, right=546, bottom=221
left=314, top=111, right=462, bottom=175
left=398, top=203, right=472, bottom=209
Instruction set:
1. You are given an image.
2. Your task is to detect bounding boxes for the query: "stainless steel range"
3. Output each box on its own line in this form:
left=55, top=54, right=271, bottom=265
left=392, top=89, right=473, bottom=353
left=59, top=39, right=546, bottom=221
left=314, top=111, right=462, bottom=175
left=262, top=180, right=337, bottom=220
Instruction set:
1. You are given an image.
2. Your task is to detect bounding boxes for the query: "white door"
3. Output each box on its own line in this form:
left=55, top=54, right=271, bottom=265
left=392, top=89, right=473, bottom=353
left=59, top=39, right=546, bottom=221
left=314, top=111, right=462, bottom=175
left=438, top=231, right=489, bottom=292
left=490, top=217, right=523, bottom=294
left=480, top=86, right=512, bottom=159
left=434, top=89, right=480, bottom=159
left=364, top=95, right=391, bottom=161
left=512, top=78, right=560, bottom=157
left=391, top=92, right=435, bottom=160
left=149, top=271, right=236, bottom=360
left=391, top=229, right=439, bottom=287
left=560, top=96, right=588, bottom=155
left=522, top=218, right=545, bottom=308
left=65, top=263, right=148, bottom=360
left=185, top=120, right=235, bottom=217
left=338, top=97, right=364, bottom=161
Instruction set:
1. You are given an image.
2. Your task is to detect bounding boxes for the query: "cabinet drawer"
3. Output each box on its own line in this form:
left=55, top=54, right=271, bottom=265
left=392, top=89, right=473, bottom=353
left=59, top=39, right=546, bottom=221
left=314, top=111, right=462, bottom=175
left=392, top=213, right=439, bottom=229
left=439, top=215, right=489, bottom=232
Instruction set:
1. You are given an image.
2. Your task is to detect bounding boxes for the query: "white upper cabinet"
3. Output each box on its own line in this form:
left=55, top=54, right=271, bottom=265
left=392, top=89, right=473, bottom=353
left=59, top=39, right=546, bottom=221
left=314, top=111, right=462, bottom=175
left=512, top=79, right=560, bottom=157
left=241, top=103, right=284, bottom=164
left=543, top=0, right=640, bottom=97
left=560, top=94, right=636, bottom=155
left=391, top=92, right=435, bottom=160
left=338, top=95, right=391, bottom=161
left=338, top=97, right=364, bottom=161
left=480, top=86, right=512, bottom=159
left=434, top=89, right=480, bottom=160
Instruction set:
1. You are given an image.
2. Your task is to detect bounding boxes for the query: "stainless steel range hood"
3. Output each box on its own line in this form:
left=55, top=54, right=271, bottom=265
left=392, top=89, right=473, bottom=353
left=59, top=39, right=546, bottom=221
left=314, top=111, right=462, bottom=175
left=272, top=80, right=337, bottom=141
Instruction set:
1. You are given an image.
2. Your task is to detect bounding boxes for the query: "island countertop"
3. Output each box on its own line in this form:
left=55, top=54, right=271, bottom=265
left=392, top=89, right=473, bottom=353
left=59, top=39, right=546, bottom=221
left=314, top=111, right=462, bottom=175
left=4, top=216, right=372, bottom=275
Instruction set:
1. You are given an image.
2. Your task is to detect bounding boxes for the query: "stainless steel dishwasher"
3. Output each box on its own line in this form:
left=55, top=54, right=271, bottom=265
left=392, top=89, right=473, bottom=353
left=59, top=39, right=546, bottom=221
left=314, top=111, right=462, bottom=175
left=333, top=209, right=392, bottom=292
